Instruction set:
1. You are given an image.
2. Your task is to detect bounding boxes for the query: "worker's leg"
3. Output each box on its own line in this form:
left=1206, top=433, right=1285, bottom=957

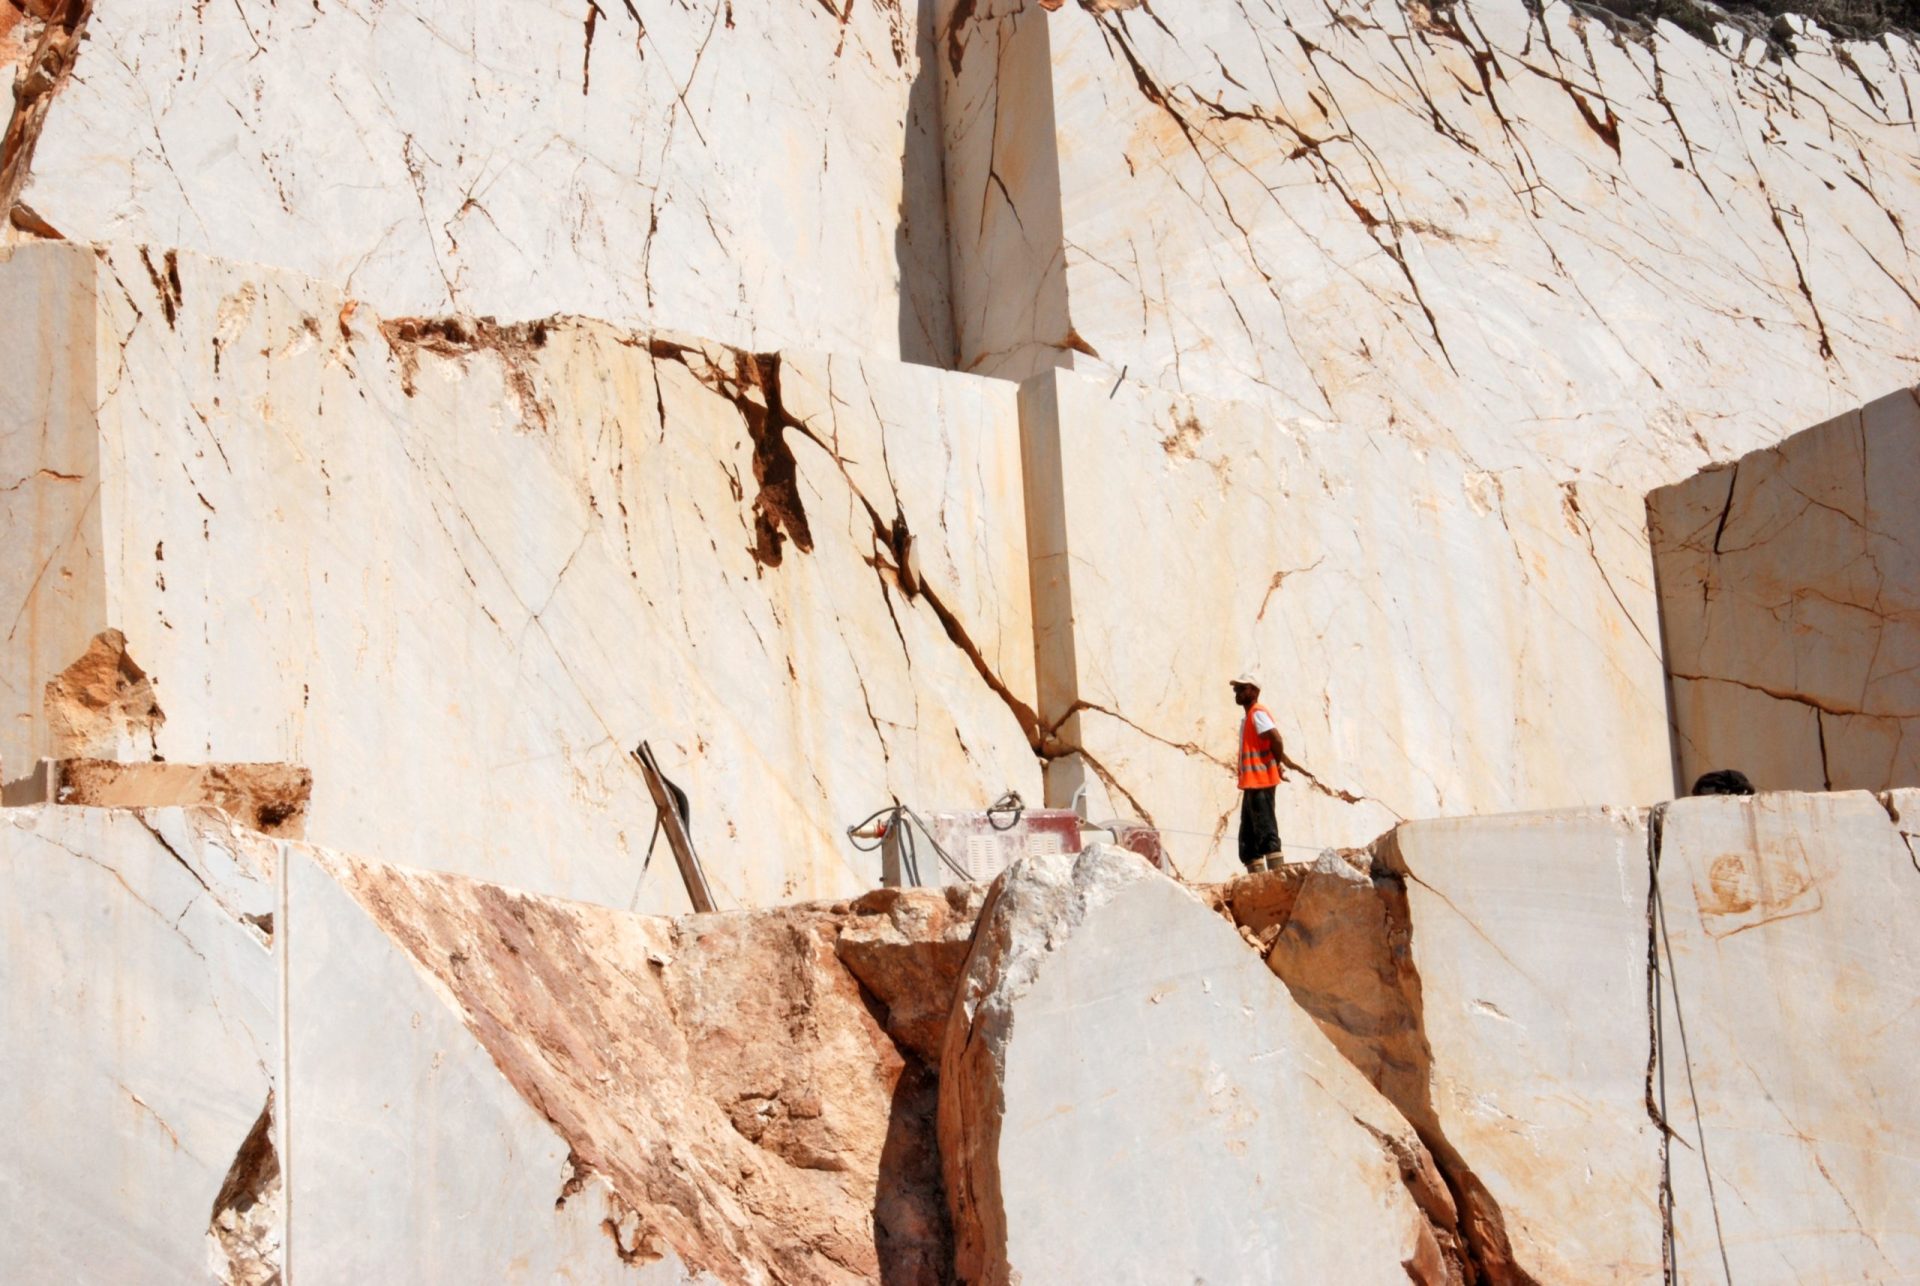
left=1256, top=787, right=1283, bottom=866
left=1240, top=786, right=1278, bottom=871
left=1238, top=790, right=1260, bottom=869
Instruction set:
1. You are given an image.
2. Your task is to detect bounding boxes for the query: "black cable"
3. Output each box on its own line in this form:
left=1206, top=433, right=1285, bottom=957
left=850, top=795, right=1047, bottom=886
left=985, top=789, right=1025, bottom=832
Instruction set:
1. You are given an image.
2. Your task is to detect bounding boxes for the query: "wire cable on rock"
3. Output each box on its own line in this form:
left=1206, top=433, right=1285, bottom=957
left=845, top=802, right=973, bottom=885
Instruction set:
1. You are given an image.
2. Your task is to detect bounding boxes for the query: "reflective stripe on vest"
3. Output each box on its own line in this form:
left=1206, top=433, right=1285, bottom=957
left=1238, top=704, right=1281, bottom=790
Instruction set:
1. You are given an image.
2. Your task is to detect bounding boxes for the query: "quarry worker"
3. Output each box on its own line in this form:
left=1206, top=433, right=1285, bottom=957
left=1231, top=675, right=1285, bottom=874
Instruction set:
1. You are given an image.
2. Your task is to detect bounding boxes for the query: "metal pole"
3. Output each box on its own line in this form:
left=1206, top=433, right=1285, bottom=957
left=631, top=741, right=717, bottom=913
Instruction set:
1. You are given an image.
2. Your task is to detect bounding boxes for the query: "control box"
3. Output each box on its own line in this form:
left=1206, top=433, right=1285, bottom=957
left=880, top=808, right=1084, bottom=889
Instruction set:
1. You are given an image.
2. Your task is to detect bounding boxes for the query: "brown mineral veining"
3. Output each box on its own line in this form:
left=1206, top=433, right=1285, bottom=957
left=324, top=853, right=972, bottom=1284
left=55, top=758, right=311, bottom=838
left=0, top=0, right=87, bottom=231
left=315, top=834, right=1563, bottom=1284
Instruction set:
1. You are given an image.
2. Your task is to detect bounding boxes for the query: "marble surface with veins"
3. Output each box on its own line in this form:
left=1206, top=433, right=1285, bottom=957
left=1650, top=384, right=1920, bottom=793
left=944, top=0, right=1920, bottom=490
left=1023, top=366, right=1673, bottom=878
left=0, top=240, right=1038, bottom=911
left=5, top=0, right=956, bottom=365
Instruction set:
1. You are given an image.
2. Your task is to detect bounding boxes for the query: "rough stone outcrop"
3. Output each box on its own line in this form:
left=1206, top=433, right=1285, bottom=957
left=40, top=627, right=163, bottom=759
left=1650, top=384, right=1920, bottom=793
left=310, top=850, right=952, bottom=1283
left=282, top=845, right=705, bottom=1282
left=938, top=845, right=1468, bottom=1284
left=836, top=884, right=988, bottom=1065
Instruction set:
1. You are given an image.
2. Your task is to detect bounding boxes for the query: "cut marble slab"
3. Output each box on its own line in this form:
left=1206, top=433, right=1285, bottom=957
left=0, top=230, right=103, bottom=777
left=940, top=0, right=1920, bottom=489
left=0, top=805, right=279, bottom=1282
left=1650, top=385, right=1920, bottom=794
left=1022, top=365, right=1673, bottom=877
left=1653, top=790, right=1920, bottom=1278
left=7, top=0, right=955, bottom=365
left=0, top=240, right=1040, bottom=910
left=1372, top=808, right=1662, bottom=1281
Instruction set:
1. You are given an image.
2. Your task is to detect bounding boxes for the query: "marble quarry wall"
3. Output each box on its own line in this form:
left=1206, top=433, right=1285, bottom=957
left=1651, top=383, right=1920, bottom=794
left=2, top=233, right=1694, bottom=897
left=1024, top=366, right=1673, bottom=878
left=0, top=240, right=1040, bottom=909
left=8, top=791, right=1916, bottom=1280
left=10, top=0, right=1920, bottom=887
left=2, top=0, right=956, bottom=364
left=941, top=0, right=1920, bottom=488
left=8, top=0, right=1920, bottom=1272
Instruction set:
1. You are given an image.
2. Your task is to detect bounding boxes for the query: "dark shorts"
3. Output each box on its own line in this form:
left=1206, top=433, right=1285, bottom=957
left=1238, top=786, right=1280, bottom=866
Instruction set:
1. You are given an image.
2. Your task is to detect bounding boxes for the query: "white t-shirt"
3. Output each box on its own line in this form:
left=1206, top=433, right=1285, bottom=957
left=1251, top=708, right=1276, bottom=736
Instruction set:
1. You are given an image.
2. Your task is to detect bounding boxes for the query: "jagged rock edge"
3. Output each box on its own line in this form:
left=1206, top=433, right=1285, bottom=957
left=938, top=849, right=1154, bottom=1284
left=206, top=1092, right=282, bottom=1286
left=1225, top=834, right=1543, bottom=1285
left=1, top=0, right=92, bottom=228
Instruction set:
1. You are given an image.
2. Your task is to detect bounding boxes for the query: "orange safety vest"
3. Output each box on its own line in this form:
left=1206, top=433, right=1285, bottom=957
left=1238, top=704, right=1282, bottom=790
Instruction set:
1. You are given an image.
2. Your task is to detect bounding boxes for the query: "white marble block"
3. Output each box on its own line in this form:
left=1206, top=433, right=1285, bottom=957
left=7, top=0, right=956, bottom=365
left=1653, top=790, right=1920, bottom=1278
left=0, top=806, right=279, bottom=1282
left=1243, top=792, right=1920, bottom=1280
left=942, top=0, right=1920, bottom=489
left=937, top=845, right=1452, bottom=1283
left=1374, top=806, right=1663, bottom=1280
left=1650, top=385, right=1920, bottom=795
left=0, top=241, right=1040, bottom=910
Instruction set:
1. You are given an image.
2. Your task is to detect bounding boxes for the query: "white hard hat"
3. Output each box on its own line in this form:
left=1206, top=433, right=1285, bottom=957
left=1231, top=673, right=1259, bottom=688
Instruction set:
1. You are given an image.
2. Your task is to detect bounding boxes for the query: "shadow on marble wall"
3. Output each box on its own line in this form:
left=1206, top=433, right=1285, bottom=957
left=898, top=0, right=959, bottom=369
